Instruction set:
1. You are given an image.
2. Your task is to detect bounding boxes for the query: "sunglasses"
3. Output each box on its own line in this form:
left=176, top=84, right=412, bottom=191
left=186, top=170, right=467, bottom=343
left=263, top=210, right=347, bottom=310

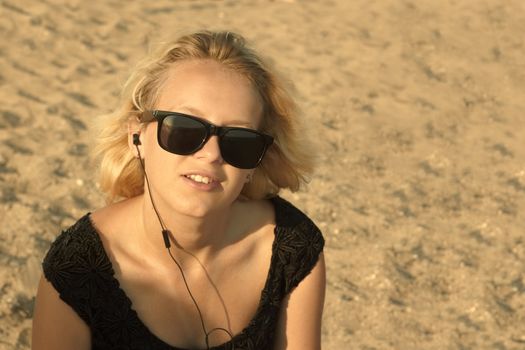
left=141, top=110, right=274, bottom=169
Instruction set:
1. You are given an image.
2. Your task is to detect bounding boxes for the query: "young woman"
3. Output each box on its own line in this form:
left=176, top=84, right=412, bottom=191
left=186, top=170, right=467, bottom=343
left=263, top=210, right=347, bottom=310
left=32, top=30, right=325, bottom=350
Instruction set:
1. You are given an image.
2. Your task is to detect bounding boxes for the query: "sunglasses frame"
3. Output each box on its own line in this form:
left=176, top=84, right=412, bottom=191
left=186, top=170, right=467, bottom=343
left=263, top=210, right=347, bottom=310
left=141, top=110, right=274, bottom=169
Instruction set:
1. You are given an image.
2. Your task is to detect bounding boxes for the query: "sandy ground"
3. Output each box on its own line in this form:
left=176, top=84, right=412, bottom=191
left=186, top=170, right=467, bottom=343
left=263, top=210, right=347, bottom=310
left=1, top=0, right=525, bottom=349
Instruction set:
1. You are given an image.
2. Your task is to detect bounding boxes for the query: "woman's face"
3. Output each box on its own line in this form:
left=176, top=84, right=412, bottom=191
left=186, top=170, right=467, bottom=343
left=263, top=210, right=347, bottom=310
left=140, top=59, right=264, bottom=217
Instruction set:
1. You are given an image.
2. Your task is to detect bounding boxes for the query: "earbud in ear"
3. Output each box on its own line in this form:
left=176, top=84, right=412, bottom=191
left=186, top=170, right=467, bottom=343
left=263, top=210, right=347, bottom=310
left=133, top=133, right=141, bottom=146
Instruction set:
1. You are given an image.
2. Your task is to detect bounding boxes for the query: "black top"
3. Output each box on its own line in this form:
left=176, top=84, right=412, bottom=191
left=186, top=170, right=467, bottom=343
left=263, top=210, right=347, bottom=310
left=43, top=196, right=324, bottom=350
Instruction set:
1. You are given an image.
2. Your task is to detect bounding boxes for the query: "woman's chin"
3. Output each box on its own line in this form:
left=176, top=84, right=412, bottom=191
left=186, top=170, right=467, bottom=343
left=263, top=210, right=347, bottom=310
left=170, top=196, right=231, bottom=219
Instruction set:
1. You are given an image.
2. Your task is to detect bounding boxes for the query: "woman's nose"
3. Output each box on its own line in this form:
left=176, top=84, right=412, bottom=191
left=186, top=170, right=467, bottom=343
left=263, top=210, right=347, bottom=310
left=193, top=135, right=223, bottom=164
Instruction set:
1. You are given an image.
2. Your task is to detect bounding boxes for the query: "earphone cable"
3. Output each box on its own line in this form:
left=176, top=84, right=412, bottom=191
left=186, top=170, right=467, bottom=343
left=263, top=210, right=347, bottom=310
left=136, top=148, right=209, bottom=347
left=136, top=144, right=235, bottom=349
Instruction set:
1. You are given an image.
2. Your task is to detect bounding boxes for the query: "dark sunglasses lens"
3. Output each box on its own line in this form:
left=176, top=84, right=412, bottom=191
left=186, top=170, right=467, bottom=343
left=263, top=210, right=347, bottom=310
left=220, top=130, right=268, bottom=169
left=159, top=115, right=207, bottom=155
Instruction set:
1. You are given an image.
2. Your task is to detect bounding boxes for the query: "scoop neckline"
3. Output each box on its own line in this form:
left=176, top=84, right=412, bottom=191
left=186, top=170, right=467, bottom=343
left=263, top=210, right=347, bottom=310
left=85, top=196, right=285, bottom=350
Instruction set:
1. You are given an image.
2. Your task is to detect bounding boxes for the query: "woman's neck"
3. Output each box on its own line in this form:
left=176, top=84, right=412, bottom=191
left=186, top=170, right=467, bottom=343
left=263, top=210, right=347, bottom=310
left=137, top=194, right=235, bottom=264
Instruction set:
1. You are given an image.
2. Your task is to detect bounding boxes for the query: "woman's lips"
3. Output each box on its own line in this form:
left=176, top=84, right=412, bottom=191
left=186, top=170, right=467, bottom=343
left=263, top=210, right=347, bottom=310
left=185, top=174, right=212, bottom=184
left=182, top=173, right=221, bottom=191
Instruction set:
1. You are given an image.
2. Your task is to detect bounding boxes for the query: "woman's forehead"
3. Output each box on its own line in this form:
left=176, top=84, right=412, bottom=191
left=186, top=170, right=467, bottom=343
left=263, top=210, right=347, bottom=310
left=156, top=60, right=264, bottom=126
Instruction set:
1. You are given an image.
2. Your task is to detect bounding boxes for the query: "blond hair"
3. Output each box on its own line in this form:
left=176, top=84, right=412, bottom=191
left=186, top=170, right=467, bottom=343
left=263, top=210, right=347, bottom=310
left=95, top=30, right=314, bottom=203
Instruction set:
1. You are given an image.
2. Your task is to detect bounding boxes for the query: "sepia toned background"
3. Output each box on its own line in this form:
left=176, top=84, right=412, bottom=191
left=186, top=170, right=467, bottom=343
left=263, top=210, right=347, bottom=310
left=1, top=0, right=524, bottom=349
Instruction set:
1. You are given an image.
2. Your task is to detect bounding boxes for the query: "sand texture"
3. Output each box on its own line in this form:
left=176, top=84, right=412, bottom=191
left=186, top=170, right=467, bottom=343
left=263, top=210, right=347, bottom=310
left=1, top=0, right=525, bottom=349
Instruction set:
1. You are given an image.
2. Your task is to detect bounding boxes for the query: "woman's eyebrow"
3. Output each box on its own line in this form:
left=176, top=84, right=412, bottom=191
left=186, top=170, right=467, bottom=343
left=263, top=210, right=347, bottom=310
left=170, top=105, right=203, bottom=117
left=169, top=105, right=256, bottom=128
left=221, top=119, right=255, bottom=128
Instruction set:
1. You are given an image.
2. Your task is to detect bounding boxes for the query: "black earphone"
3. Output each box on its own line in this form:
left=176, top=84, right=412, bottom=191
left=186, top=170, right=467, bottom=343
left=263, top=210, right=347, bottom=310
left=131, top=133, right=234, bottom=349
left=133, top=133, right=141, bottom=146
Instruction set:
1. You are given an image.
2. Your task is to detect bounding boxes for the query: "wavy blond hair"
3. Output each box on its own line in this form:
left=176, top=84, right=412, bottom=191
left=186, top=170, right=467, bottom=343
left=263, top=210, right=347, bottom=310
left=95, top=30, right=314, bottom=203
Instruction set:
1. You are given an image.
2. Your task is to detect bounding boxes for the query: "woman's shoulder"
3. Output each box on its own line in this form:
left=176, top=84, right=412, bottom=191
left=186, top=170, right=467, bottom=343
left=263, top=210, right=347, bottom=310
left=42, top=212, right=113, bottom=302
left=270, top=195, right=324, bottom=255
left=266, top=195, right=325, bottom=294
left=270, top=195, right=323, bottom=236
left=43, top=198, right=144, bottom=286
left=44, top=197, right=136, bottom=265
left=43, top=213, right=99, bottom=264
